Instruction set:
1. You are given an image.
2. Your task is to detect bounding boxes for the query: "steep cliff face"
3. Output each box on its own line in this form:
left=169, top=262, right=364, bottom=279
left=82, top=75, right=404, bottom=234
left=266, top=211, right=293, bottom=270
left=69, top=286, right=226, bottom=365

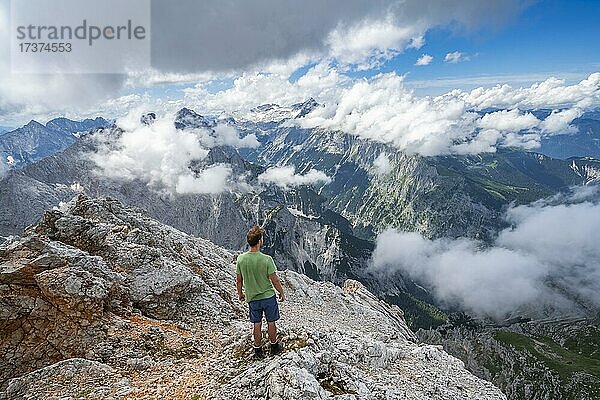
left=241, top=123, right=592, bottom=241
left=0, top=196, right=506, bottom=399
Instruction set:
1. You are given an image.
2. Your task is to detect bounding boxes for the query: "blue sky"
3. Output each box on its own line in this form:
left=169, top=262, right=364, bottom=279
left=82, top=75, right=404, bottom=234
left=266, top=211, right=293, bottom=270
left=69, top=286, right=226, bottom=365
left=345, top=0, right=600, bottom=92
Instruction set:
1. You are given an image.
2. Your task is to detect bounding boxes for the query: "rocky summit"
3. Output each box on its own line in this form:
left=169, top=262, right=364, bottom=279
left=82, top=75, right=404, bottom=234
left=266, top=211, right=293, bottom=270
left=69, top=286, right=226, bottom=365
left=0, top=195, right=506, bottom=399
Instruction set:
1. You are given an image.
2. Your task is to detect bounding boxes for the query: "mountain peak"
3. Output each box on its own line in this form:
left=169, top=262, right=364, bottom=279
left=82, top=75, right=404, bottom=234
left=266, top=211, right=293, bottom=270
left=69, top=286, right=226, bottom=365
left=292, top=97, right=321, bottom=117
left=24, top=119, right=44, bottom=128
left=250, top=103, right=281, bottom=113
left=176, top=107, right=195, bottom=116
left=245, top=98, right=321, bottom=123
left=140, top=112, right=156, bottom=126
left=175, top=107, right=214, bottom=129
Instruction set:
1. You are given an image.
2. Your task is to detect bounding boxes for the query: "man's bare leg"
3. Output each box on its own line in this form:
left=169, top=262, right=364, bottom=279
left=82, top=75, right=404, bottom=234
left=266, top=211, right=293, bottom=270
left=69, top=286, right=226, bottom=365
left=267, top=321, right=277, bottom=343
left=253, top=322, right=262, bottom=347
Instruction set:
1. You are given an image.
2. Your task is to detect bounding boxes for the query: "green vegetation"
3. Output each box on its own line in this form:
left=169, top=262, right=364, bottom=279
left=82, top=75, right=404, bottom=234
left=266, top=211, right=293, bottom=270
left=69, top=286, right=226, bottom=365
left=432, top=149, right=585, bottom=209
left=385, top=293, right=447, bottom=330
left=434, top=165, right=462, bottom=178
left=486, top=160, right=498, bottom=169
left=469, top=176, right=529, bottom=201
left=563, top=326, right=600, bottom=361
left=493, top=331, right=600, bottom=379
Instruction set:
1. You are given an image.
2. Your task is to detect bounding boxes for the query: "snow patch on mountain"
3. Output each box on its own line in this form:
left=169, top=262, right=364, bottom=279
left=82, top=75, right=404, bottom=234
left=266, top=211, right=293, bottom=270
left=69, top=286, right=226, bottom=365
left=244, top=98, right=322, bottom=123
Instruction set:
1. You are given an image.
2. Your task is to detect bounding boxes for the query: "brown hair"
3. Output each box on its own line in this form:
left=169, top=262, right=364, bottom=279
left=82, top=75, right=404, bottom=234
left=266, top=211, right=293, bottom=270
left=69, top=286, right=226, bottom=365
left=247, top=226, right=264, bottom=247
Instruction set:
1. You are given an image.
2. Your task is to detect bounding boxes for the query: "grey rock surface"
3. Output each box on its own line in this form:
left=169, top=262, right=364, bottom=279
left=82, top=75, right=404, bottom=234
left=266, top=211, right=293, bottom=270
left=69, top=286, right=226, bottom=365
left=1, top=196, right=506, bottom=399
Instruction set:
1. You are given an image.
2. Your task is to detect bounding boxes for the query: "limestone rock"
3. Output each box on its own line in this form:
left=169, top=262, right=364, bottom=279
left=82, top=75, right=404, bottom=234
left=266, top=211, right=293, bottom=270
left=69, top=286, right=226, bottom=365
left=1, top=196, right=506, bottom=399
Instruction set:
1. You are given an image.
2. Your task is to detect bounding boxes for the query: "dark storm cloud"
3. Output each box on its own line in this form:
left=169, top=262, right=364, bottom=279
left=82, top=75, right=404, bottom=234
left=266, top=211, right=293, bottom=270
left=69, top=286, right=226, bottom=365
left=149, top=0, right=525, bottom=72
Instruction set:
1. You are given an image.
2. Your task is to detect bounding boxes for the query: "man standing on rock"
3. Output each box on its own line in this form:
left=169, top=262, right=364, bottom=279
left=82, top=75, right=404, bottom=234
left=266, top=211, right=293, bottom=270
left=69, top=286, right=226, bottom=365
left=236, top=226, right=285, bottom=357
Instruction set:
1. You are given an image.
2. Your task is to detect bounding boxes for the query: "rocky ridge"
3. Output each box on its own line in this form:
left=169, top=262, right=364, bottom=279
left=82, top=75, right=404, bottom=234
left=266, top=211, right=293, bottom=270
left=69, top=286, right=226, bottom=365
left=1, top=196, right=506, bottom=399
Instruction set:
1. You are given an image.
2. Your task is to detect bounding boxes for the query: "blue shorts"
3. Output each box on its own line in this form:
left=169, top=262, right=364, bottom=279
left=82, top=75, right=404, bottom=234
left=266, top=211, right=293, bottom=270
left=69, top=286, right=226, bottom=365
left=249, top=295, right=280, bottom=323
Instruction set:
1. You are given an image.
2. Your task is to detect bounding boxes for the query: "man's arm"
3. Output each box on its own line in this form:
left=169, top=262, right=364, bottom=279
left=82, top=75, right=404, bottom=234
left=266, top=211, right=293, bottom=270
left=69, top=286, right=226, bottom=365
left=268, top=272, right=285, bottom=302
left=236, top=274, right=245, bottom=301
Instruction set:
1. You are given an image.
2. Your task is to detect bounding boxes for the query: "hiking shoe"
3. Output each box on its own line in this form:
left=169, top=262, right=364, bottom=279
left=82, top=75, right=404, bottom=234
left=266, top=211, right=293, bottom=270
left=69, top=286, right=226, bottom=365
left=270, top=341, right=284, bottom=356
left=253, top=346, right=264, bottom=359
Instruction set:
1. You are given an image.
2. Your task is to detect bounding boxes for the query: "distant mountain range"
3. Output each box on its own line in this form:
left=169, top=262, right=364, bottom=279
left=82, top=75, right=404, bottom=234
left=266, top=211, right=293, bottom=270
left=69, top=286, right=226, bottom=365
left=1, top=104, right=599, bottom=399
left=1, top=107, right=598, bottom=309
left=0, top=117, right=110, bottom=169
left=539, top=114, right=600, bottom=159
left=509, top=108, right=600, bottom=159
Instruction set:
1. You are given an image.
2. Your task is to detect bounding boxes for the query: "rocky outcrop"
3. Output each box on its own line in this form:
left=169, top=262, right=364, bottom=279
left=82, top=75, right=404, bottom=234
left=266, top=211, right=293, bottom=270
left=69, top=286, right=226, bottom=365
left=1, top=196, right=507, bottom=399
left=0, top=235, right=127, bottom=385
left=221, top=274, right=503, bottom=399
left=0, top=195, right=239, bottom=390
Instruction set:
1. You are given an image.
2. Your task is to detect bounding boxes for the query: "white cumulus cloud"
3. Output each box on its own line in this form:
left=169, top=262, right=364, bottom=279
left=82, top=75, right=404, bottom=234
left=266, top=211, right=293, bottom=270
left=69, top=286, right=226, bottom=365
left=183, top=62, right=348, bottom=117
left=444, top=51, right=470, bottom=63
left=327, top=16, right=425, bottom=68
left=299, top=73, right=485, bottom=155
left=539, top=108, right=583, bottom=134
left=456, top=73, right=600, bottom=110
left=195, top=124, right=260, bottom=149
left=415, top=54, right=433, bottom=66
left=296, top=72, right=599, bottom=155
left=89, top=111, right=257, bottom=194
left=477, top=109, right=540, bottom=132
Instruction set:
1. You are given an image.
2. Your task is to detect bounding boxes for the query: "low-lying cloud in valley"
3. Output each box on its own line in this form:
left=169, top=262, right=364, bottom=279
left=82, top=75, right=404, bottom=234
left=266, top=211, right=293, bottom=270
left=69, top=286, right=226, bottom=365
left=258, top=166, right=332, bottom=189
left=370, top=186, right=600, bottom=318
left=373, top=153, right=393, bottom=175
left=89, top=111, right=331, bottom=194
left=89, top=111, right=257, bottom=194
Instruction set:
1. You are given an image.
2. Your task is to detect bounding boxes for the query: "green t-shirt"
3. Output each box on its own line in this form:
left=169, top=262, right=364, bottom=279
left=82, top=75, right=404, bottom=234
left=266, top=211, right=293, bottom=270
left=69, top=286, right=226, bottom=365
left=236, top=251, right=276, bottom=303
